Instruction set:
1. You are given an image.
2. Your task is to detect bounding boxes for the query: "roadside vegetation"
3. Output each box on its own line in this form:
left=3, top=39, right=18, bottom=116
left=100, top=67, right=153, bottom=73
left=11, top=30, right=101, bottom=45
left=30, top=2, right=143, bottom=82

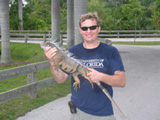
left=0, top=41, right=159, bottom=120
left=112, top=41, right=160, bottom=45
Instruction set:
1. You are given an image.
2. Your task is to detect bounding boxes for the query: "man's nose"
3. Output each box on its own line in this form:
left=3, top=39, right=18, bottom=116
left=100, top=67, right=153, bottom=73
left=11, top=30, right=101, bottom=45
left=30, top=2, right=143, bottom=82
left=86, top=28, right=91, bottom=32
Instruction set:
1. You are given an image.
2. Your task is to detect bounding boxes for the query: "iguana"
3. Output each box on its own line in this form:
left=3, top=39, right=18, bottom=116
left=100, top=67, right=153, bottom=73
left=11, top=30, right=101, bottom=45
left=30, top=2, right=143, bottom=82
left=41, top=41, right=93, bottom=90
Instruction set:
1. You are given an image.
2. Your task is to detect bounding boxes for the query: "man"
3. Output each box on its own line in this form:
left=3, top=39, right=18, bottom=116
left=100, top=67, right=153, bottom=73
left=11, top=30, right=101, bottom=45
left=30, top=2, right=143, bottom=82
left=44, top=12, right=126, bottom=120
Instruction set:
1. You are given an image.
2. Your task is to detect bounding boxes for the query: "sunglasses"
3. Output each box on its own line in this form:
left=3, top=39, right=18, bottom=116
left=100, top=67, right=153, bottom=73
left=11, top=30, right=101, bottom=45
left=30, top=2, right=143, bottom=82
left=80, top=25, right=98, bottom=31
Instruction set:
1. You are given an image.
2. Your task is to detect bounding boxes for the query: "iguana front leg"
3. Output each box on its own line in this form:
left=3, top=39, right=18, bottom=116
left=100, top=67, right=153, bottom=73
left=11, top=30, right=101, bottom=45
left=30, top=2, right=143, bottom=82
left=72, top=73, right=80, bottom=91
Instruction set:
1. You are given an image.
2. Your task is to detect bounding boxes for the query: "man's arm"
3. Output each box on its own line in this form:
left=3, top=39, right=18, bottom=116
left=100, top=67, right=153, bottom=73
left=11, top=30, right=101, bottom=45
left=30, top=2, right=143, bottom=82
left=44, top=47, right=68, bottom=83
left=87, top=68, right=126, bottom=87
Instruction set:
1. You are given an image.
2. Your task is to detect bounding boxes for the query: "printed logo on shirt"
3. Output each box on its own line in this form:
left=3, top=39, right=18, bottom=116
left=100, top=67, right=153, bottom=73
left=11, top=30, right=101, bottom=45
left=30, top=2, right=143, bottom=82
left=82, top=59, right=104, bottom=68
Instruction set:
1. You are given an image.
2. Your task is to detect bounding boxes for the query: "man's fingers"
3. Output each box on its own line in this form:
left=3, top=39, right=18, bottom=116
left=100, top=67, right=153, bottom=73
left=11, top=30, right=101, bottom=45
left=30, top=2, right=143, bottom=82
left=87, top=67, right=93, bottom=71
left=44, top=47, right=58, bottom=61
left=45, top=47, right=57, bottom=54
left=87, top=68, right=94, bottom=77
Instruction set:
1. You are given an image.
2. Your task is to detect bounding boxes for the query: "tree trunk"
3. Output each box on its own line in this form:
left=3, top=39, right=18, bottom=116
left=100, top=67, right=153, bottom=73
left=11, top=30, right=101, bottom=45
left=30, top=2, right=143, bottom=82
left=67, top=0, right=74, bottom=48
left=0, top=0, right=12, bottom=64
left=18, top=0, right=23, bottom=30
left=0, top=5, right=2, bottom=33
left=51, top=0, right=60, bottom=42
left=74, top=0, right=87, bottom=45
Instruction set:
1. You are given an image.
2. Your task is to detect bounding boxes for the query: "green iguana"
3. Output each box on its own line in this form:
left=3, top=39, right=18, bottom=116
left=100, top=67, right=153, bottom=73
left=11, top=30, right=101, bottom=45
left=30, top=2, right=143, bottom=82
left=41, top=41, right=93, bottom=90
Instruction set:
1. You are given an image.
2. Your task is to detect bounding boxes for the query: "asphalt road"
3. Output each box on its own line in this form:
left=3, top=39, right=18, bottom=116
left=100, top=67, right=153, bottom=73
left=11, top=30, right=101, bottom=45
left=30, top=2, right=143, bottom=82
left=16, top=45, right=160, bottom=120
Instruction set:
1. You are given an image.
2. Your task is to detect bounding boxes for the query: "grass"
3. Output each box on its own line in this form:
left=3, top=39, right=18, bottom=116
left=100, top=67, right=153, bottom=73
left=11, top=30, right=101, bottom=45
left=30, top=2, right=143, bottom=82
left=0, top=43, right=71, bottom=120
left=0, top=81, right=71, bottom=120
left=0, top=41, right=159, bottom=120
left=112, top=41, right=160, bottom=45
left=0, top=42, right=47, bottom=70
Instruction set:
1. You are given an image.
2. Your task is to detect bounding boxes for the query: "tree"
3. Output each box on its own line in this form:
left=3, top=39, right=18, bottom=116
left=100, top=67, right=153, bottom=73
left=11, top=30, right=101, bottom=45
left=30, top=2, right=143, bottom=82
left=74, top=0, right=87, bottom=45
left=139, top=0, right=155, bottom=6
left=87, top=0, right=113, bottom=30
left=118, top=0, right=144, bottom=30
left=0, top=0, right=12, bottom=64
left=18, top=0, right=23, bottom=30
left=9, top=0, right=19, bottom=30
left=23, top=0, right=51, bottom=30
left=151, top=0, right=160, bottom=29
left=67, top=0, right=74, bottom=48
left=51, top=0, right=60, bottom=41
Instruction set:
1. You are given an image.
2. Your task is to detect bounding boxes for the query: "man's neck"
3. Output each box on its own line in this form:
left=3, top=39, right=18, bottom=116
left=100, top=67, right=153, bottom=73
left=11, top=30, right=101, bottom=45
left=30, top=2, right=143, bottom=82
left=83, top=40, right=100, bottom=49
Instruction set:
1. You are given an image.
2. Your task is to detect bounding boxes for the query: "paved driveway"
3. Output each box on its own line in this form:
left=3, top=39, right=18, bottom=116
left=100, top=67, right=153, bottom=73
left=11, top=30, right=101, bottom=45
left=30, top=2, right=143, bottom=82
left=16, top=45, right=160, bottom=120
left=113, top=45, right=160, bottom=120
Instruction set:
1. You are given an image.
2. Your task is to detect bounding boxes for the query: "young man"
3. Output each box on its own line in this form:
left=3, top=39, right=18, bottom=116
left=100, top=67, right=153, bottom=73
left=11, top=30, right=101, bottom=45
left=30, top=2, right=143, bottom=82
left=44, top=12, right=126, bottom=120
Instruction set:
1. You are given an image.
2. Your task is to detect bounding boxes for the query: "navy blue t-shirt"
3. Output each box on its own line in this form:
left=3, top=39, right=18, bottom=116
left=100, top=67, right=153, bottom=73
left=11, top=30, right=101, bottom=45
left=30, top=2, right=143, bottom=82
left=68, top=42, right=125, bottom=116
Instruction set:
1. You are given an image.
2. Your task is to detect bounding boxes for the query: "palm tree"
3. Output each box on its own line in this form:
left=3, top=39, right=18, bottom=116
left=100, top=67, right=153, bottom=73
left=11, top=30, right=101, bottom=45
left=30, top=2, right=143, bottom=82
left=18, top=0, right=23, bottom=30
left=0, top=0, right=12, bottom=64
left=51, top=0, right=60, bottom=42
left=74, top=0, right=87, bottom=45
left=67, top=0, right=74, bottom=48
left=0, top=13, right=1, bottom=39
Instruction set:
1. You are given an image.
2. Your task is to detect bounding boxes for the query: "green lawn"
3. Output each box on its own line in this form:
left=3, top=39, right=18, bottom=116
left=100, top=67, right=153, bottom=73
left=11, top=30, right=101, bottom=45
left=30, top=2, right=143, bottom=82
left=112, top=41, right=160, bottom=45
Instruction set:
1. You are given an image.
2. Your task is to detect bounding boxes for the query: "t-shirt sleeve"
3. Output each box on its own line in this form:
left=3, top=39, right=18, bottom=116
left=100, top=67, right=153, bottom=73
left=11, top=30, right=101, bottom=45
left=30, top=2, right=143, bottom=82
left=110, top=48, right=125, bottom=74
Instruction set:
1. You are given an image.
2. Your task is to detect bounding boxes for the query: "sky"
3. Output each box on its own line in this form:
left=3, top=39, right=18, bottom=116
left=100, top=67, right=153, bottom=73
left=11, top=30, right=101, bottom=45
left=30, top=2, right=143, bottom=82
left=22, top=0, right=28, bottom=5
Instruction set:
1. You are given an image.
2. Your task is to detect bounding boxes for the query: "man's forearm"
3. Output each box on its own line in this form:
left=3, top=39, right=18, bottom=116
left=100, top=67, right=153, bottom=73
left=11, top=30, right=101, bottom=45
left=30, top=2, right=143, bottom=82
left=101, top=71, right=126, bottom=87
left=49, top=61, right=68, bottom=83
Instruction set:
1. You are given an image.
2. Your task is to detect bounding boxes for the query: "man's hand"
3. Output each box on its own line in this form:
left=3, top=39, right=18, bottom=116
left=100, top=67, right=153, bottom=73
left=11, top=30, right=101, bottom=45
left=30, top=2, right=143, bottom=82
left=87, top=67, right=126, bottom=87
left=44, top=47, right=57, bottom=61
left=87, top=67, right=103, bottom=83
left=44, top=46, right=68, bottom=83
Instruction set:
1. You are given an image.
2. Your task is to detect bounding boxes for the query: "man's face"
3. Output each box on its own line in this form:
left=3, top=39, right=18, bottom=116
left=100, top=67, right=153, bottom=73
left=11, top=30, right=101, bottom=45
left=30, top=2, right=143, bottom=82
left=80, top=19, right=101, bottom=43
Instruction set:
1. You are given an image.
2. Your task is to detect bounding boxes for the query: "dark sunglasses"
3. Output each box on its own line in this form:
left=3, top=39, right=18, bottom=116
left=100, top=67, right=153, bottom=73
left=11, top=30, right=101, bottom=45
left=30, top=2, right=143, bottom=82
left=80, top=25, right=98, bottom=31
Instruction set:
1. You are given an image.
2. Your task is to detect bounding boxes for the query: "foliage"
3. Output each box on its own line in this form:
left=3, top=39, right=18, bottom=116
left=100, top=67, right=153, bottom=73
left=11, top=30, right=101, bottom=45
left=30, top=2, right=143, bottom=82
left=87, top=0, right=158, bottom=30
left=9, top=0, right=67, bottom=30
left=9, top=0, right=19, bottom=30
left=87, top=0, right=116, bottom=30
left=119, top=0, right=144, bottom=30
left=150, top=0, right=160, bottom=29
left=9, top=0, right=159, bottom=30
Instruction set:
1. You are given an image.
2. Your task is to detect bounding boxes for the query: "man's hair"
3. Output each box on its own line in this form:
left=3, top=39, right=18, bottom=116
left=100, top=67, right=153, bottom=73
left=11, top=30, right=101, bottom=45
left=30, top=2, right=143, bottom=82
left=79, top=12, right=100, bottom=27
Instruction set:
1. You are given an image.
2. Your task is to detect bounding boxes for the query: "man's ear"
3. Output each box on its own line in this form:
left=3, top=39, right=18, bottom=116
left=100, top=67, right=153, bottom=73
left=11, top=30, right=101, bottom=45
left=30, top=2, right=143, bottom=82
left=98, top=26, right=101, bottom=33
left=80, top=28, right=83, bottom=34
